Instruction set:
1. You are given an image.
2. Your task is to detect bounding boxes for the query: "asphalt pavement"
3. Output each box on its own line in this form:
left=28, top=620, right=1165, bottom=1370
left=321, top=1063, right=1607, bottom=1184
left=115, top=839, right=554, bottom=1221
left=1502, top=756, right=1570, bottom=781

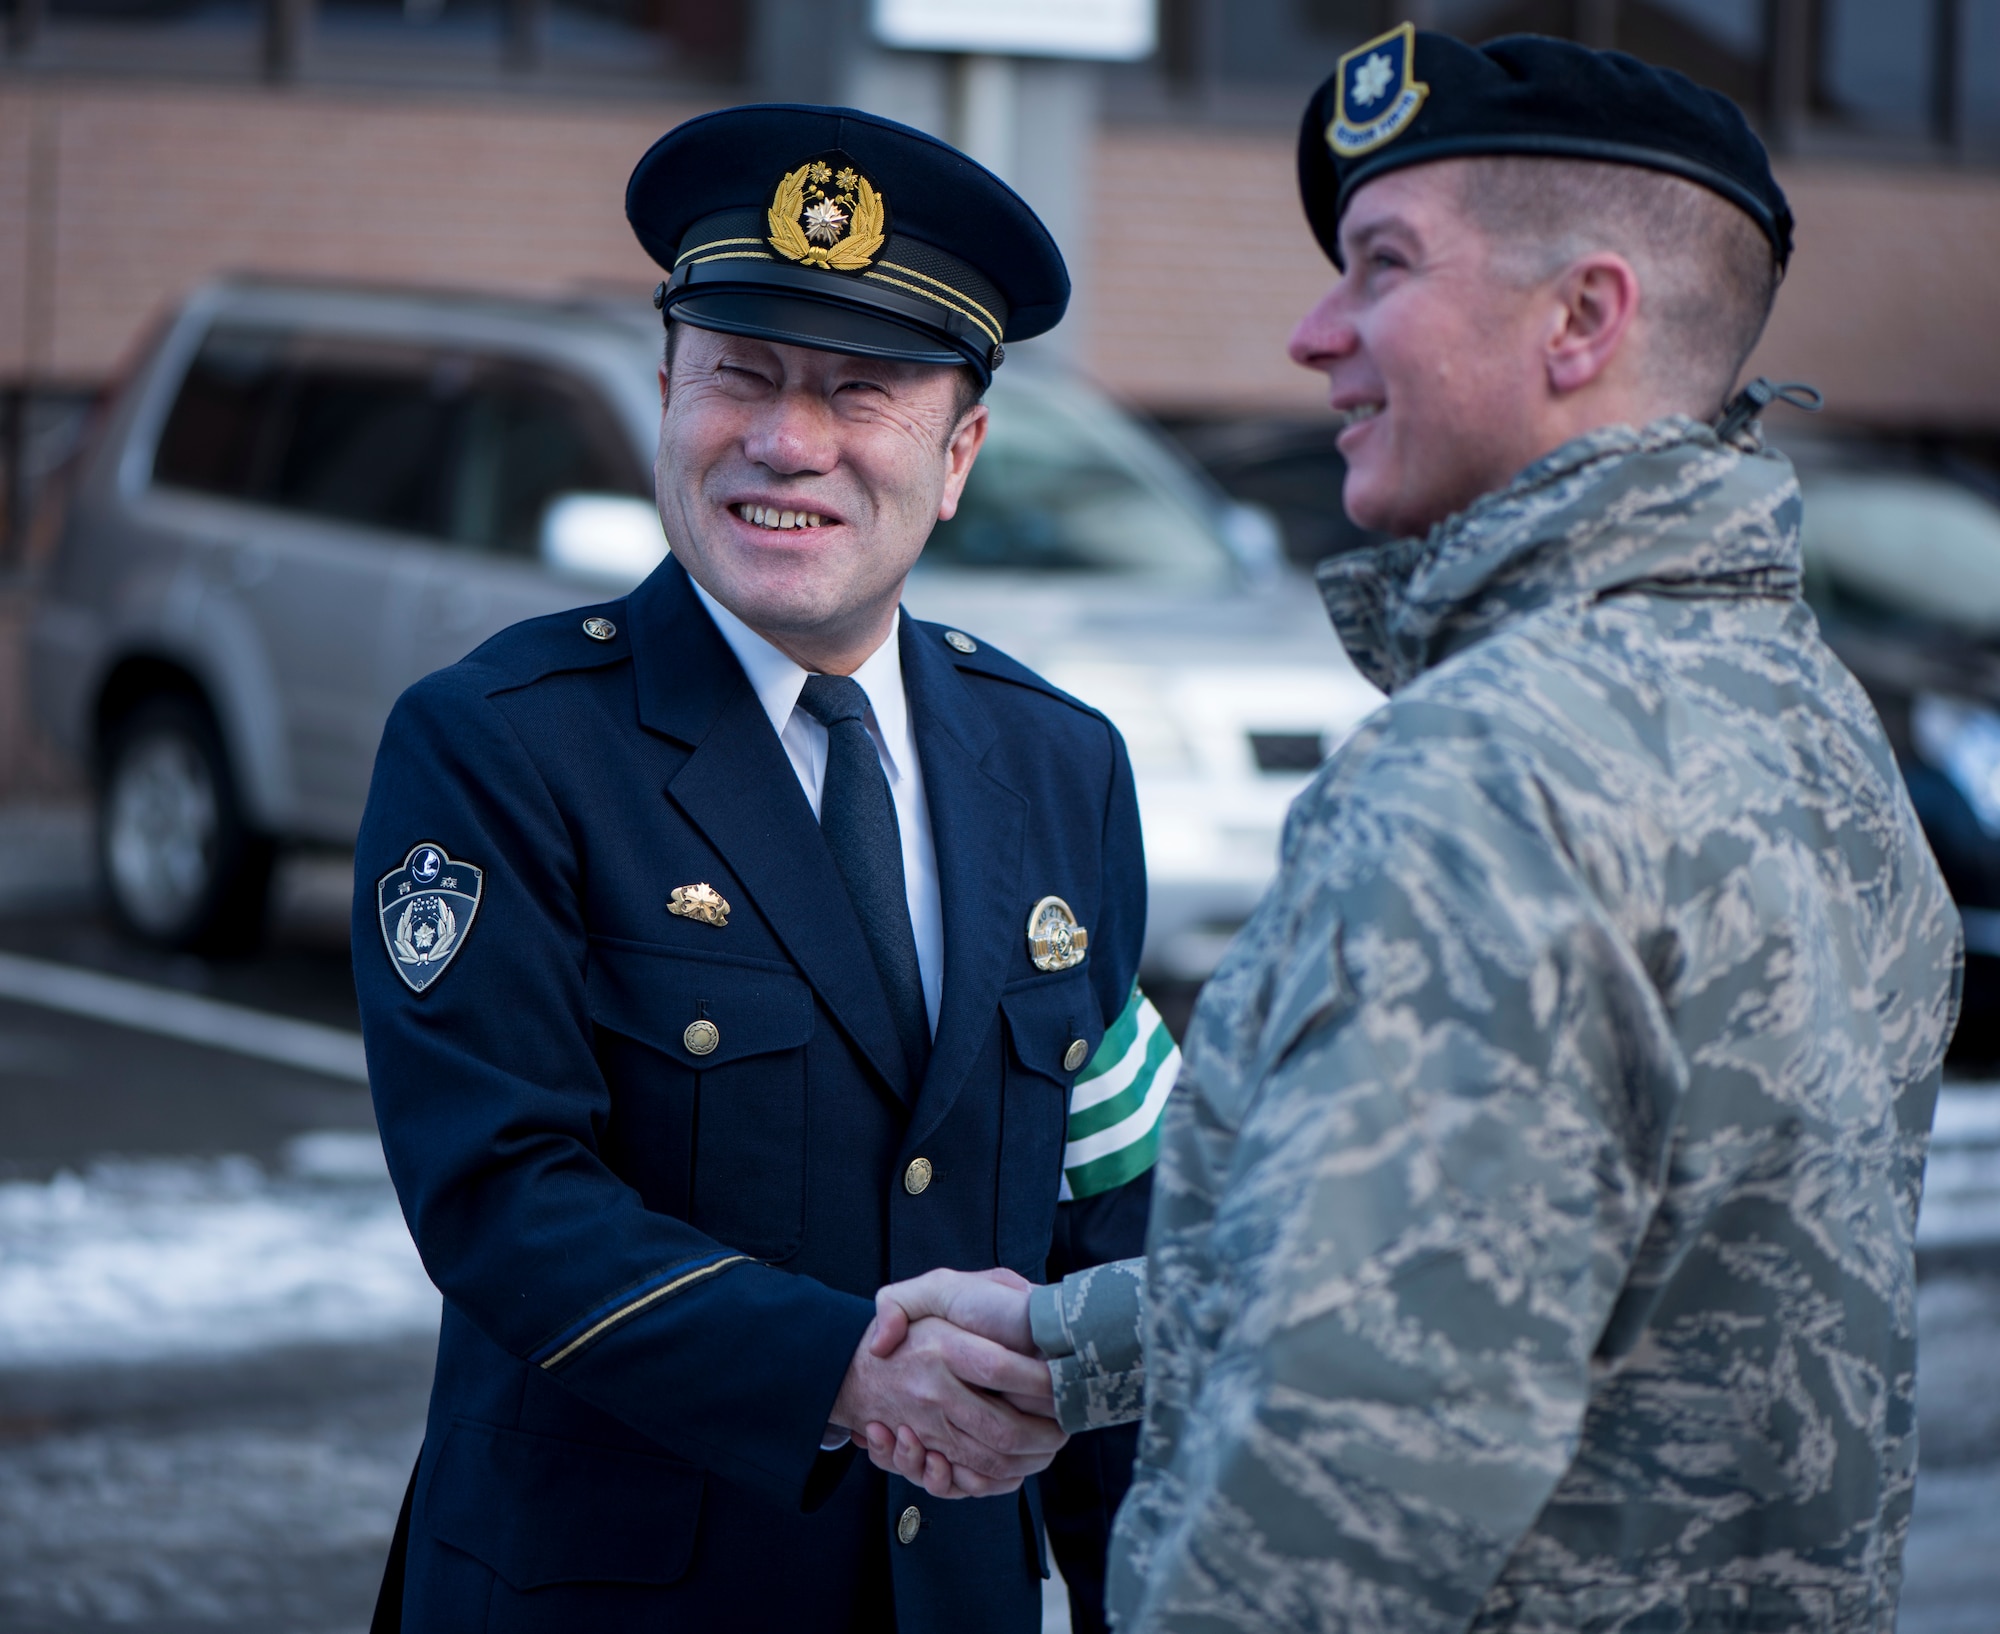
left=0, top=806, right=1995, bottom=1633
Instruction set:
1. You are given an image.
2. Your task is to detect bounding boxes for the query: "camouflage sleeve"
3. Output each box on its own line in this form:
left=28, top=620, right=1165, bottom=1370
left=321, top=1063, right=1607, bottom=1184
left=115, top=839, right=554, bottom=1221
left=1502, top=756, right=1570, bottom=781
left=1107, top=721, right=1681, bottom=1632
left=1029, top=1258, right=1148, bottom=1433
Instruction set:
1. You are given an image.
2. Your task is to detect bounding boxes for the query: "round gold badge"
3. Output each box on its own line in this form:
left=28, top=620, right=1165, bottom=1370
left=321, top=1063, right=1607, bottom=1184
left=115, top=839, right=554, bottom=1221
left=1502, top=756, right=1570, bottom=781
left=683, top=1019, right=720, bottom=1056
left=1026, top=896, right=1089, bottom=973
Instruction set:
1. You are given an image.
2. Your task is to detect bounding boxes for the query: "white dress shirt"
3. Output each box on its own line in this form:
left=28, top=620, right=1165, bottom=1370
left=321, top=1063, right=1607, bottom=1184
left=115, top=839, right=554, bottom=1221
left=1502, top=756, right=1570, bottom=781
left=691, top=580, right=944, bottom=1035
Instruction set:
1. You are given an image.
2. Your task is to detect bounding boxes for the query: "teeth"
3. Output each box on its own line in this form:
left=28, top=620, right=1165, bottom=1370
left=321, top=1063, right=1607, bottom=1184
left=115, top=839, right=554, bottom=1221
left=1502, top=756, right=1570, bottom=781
left=1336, top=403, right=1382, bottom=431
left=735, top=503, right=827, bottom=531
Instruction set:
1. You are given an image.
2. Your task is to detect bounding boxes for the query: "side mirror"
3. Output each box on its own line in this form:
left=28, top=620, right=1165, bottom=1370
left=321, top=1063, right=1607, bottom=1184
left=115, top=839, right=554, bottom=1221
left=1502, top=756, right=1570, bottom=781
left=1219, top=500, right=1284, bottom=585
left=539, top=493, right=669, bottom=590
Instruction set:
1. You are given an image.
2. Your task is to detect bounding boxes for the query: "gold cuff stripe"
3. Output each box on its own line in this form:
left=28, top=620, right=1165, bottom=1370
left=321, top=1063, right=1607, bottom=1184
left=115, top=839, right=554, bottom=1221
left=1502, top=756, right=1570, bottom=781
left=875, top=260, right=1003, bottom=337
left=674, top=236, right=768, bottom=267
left=861, top=271, right=1001, bottom=348
left=540, top=1255, right=749, bottom=1370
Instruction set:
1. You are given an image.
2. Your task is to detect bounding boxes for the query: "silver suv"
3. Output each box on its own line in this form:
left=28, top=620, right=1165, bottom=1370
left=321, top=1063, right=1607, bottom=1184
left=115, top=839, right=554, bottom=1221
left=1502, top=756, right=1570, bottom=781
left=28, top=278, right=1382, bottom=967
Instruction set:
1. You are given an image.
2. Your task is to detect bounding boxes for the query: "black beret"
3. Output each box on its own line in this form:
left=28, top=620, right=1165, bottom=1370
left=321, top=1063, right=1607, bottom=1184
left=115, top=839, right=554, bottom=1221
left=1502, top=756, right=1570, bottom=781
left=627, top=104, right=1069, bottom=385
left=1297, top=27, right=1793, bottom=272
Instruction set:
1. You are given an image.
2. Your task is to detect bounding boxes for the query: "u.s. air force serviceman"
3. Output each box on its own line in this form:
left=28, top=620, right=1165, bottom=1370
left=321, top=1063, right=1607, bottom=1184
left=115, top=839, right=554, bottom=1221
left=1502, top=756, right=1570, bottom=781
left=352, top=105, right=1178, bottom=1634
left=868, top=29, right=1964, bottom=1634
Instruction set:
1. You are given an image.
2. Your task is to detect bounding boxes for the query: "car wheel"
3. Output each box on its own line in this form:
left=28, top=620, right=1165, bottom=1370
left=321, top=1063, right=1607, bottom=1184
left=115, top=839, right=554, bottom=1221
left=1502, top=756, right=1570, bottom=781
left=99, top=696, right=273, bottom=952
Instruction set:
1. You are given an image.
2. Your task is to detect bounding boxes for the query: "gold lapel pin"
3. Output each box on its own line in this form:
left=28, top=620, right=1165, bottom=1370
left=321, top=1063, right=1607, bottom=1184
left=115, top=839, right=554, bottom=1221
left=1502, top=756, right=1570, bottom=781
left=669, top=883, right=731, bottom=927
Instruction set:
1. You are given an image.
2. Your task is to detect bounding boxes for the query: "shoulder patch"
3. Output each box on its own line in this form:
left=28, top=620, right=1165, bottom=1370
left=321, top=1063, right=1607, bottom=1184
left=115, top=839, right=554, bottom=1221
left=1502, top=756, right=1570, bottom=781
left=378, top=843, right=483, bottom=994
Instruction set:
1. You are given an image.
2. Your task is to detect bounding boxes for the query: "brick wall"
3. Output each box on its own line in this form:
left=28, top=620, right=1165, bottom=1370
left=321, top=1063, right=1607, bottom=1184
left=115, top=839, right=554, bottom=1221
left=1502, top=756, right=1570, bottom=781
left=0, top=82, right=705, bottom=385
left=3, top=80, right=1999, bottom=429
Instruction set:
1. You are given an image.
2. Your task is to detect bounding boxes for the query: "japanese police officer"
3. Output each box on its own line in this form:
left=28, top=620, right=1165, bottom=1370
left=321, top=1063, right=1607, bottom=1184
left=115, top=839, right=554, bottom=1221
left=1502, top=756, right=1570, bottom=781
left=354, top=105, right=1175, bottom=1634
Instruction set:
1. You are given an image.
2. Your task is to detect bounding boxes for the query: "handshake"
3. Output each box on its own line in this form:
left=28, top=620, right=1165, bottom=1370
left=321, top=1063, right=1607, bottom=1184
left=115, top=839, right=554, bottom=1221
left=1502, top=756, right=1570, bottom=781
left=828, top=1268, right=1058, bottom=1500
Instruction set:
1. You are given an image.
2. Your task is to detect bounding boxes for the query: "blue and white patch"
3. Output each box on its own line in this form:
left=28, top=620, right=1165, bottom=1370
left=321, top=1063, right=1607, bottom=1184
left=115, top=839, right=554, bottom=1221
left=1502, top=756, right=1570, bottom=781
left=1326, top=22, right=1429, bottom=158
left=377, top=843, right=483, bottom=995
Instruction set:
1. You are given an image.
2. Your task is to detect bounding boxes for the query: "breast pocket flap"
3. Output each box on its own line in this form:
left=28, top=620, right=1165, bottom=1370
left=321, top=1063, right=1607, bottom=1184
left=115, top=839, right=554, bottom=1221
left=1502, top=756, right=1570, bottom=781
left=587, top=941, right=813, bottom=1068
left=1000, top=970, right=1102, bottom=1085
left=424, top=1419, right=704, bottom=1589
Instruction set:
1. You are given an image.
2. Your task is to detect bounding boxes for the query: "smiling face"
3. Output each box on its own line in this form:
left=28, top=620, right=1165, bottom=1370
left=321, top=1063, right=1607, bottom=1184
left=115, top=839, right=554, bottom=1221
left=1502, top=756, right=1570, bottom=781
left=1286, top=162, right=1560, bottom=538
left=654, top=325, right=986, bottom=673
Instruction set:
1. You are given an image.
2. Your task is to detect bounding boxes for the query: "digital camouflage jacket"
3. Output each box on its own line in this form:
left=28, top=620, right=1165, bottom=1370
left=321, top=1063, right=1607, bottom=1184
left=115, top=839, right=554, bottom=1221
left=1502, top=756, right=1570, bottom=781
left=1030, top=418, right=1963, bottom=1633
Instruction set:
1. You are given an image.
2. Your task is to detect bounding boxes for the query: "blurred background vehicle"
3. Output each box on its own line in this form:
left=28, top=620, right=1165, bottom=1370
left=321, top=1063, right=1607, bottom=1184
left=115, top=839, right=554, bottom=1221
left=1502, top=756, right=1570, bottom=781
left=1790, top=448, right=2000, bottom=1061
left=24, top=278, right=1382, bottom=977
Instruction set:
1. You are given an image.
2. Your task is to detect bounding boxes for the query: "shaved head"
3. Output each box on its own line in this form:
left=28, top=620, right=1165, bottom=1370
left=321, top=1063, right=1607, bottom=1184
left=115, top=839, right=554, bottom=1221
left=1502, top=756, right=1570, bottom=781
left=1454, top=157, right=1779, bottom=416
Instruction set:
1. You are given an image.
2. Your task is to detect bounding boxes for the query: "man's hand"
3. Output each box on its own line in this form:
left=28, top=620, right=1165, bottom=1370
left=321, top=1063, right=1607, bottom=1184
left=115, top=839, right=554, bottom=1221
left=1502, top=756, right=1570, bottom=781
left=856, top=1268, right=1050, bottom=1499
left=831, top=1309, right=1064, bottom=1501
left=868, top=1266, right=1038, bottom=1359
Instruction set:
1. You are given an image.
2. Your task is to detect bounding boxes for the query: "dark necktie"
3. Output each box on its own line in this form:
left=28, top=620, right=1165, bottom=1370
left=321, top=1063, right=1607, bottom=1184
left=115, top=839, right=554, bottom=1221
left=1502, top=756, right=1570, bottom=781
left=795, top=673, right=931, bottom=1085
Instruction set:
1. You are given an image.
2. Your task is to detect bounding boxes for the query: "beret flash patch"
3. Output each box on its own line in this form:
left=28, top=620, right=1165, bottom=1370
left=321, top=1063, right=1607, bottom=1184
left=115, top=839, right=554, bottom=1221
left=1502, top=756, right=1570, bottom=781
left=1328, top=23, right=1429, bottom=158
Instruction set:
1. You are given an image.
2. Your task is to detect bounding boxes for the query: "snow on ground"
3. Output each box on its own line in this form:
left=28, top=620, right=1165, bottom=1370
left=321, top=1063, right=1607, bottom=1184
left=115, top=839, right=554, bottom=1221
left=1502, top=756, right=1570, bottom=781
left=0, top=1132, right=437, bottom=1367
left=0, top=1085, right=1996, bottom=1369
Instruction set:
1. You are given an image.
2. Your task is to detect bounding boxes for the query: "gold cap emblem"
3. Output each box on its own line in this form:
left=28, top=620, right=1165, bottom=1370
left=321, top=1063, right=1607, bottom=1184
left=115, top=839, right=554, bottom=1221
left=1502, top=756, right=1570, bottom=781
left=669, top=882, right=730, bottom=927
left=683, top=1018, right=720, bottom=1056
left=1026, top=895, right=1088, bottom=973
left=768, top=151, right=887, bottom=273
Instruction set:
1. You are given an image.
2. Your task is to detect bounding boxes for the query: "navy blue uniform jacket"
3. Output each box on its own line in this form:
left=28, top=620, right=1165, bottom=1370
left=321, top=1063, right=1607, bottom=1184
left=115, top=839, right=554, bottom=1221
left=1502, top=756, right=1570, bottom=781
left=353, top=558, right=1150, bottom=1633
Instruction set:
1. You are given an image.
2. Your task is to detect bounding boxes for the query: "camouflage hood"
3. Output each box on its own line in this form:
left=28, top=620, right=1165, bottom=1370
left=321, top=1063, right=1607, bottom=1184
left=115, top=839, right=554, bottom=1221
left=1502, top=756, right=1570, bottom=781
left=1317, top=416, right=1801, bottom=694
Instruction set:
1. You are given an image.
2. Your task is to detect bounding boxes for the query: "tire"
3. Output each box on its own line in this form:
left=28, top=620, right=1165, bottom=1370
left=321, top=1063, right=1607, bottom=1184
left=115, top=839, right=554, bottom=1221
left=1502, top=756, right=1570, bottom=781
left=98, top=695, right=274, bottom=953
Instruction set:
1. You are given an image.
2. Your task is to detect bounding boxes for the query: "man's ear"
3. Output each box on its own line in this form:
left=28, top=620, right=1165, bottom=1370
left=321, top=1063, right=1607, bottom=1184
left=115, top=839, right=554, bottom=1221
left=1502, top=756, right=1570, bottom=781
left=936, top=403, right=990, bottom=522
left=1545, top=252, right=1641, bottom=397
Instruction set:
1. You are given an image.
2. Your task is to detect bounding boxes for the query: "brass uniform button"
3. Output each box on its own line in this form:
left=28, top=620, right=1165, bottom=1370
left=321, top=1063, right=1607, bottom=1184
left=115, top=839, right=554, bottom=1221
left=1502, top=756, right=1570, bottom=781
left=897, top=1504, right=922, bottom=1545
left=683, top=1019, right=720, bottom=1056
left=581, top=616, right=617, bottom=641
left=903, top=1157, right=933, bottom=1195
left=1064, top=1038, right=1090, bottom=1073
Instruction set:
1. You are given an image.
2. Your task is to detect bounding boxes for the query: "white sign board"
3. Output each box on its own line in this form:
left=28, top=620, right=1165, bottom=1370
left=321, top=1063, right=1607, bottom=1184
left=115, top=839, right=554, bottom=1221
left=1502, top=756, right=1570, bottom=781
left=872, top=0, right=1156, bottom=61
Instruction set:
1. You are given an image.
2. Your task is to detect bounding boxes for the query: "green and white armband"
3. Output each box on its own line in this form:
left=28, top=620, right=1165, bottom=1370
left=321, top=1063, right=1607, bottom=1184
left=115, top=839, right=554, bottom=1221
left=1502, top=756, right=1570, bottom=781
left=1058, top=984, right=1180, bottom=1200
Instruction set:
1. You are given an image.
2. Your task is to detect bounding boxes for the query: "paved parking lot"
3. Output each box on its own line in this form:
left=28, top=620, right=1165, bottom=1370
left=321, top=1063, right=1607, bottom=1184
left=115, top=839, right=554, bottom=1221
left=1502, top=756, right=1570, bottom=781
left=0, top=808, right=1993, bottom=1633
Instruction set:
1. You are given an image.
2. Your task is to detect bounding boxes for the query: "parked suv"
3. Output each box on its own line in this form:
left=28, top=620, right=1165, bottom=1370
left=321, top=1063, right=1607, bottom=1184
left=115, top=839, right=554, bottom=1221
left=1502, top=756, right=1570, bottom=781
left=28, top=278, right=1383, bottom=965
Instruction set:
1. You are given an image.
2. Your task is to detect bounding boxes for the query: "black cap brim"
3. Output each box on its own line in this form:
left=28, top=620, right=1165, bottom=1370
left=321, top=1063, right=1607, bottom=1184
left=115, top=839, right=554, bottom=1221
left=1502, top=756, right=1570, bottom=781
left=672, top=289, right=967, bottom=370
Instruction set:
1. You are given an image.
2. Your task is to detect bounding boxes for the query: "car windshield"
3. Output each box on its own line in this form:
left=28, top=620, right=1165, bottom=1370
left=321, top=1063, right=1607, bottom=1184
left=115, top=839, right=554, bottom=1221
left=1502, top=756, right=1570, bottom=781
left=1798, top=470, right=2000, bottom=640
left=916, top=368, right=1236, bottom=588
